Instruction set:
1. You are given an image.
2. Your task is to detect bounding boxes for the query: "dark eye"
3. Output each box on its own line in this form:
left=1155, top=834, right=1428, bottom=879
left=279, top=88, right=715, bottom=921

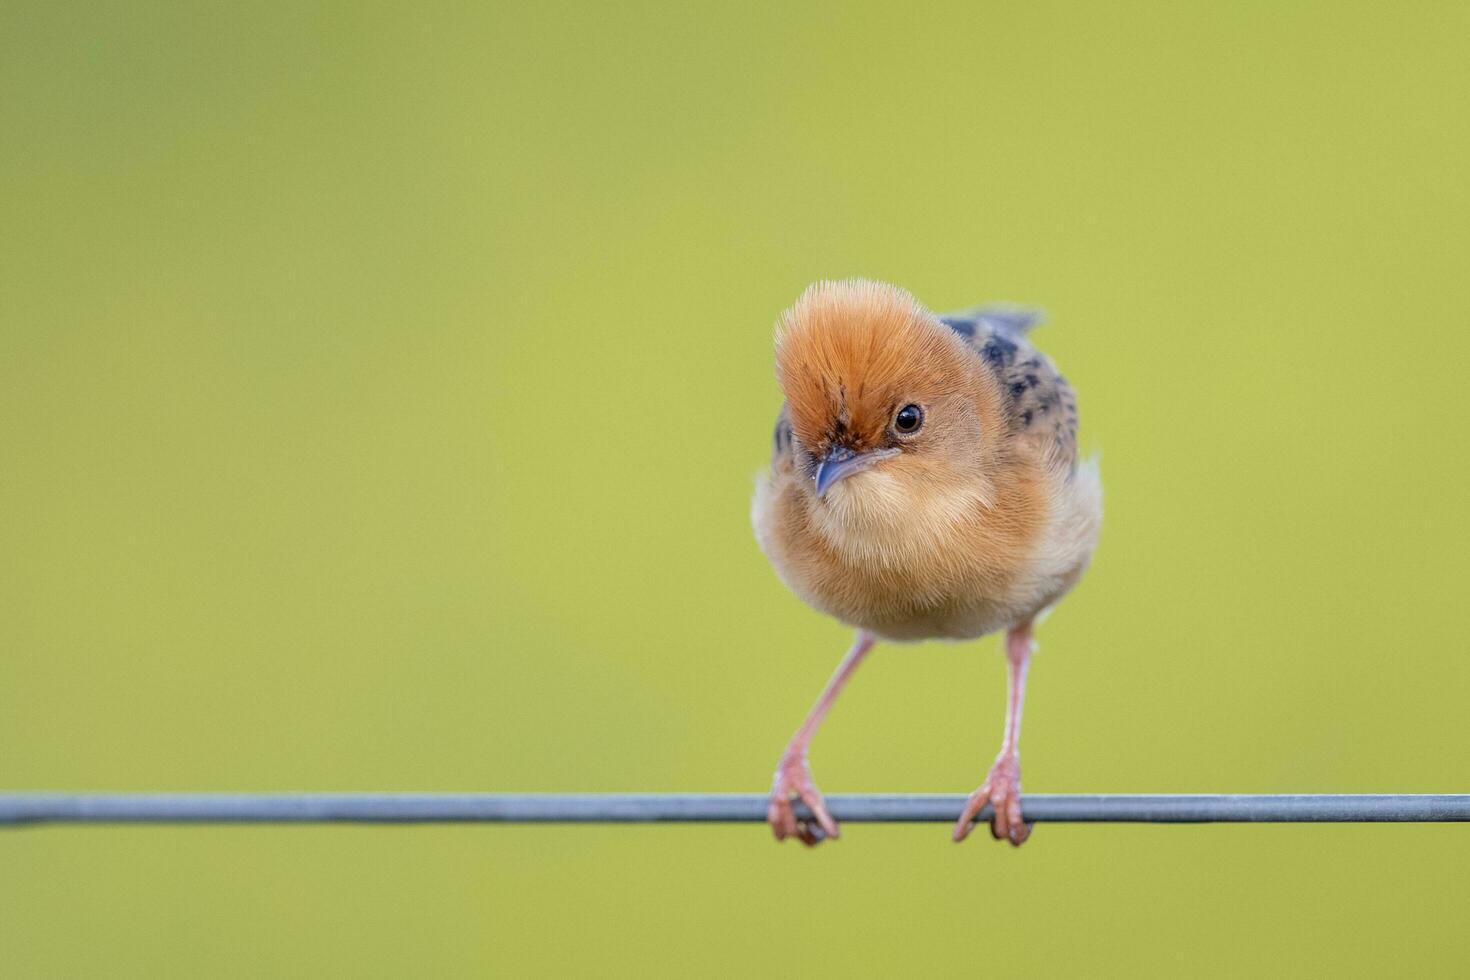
left=894, top=404, right=924, bottom=434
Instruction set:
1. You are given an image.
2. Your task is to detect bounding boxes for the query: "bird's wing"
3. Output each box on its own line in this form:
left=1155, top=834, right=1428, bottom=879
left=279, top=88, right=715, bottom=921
left=941, top=304, right=1078, bottom=469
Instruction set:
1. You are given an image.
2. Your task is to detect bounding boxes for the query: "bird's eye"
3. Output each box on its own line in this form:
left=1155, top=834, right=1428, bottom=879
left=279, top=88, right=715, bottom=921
left=893, top=404, right=924, bottom=435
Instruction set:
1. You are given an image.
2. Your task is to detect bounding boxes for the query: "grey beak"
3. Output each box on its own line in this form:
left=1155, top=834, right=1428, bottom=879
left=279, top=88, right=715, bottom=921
left=814, top=446, right=899, bottom=497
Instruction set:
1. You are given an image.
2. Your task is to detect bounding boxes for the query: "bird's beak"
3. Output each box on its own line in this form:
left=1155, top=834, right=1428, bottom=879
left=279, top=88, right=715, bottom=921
left=814, top=446, right=900, bottom=498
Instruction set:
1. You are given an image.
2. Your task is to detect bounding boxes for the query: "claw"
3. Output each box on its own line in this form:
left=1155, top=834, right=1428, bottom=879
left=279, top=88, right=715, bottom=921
left=800, top=786, right=839, bottom=839
left=768, top=755, right=840, bottom=845
left=767, top=796, right=795, bottom=841
left=953, top=753, right=1031, bottom=847
left=951, top=777, right=992, bottom=843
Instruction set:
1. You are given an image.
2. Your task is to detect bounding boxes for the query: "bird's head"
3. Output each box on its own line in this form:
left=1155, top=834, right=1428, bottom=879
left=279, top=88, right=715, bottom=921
left=775, top=279, right=1008, bottom=513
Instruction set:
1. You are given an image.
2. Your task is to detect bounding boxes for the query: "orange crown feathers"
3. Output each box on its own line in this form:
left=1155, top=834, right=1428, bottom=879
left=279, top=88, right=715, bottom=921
left=774, top=280, right=984, bottom=452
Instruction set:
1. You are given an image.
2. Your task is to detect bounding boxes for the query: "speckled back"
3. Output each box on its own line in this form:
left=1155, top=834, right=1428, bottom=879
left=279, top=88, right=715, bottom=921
left=939, top=307, right=1078, bottom=468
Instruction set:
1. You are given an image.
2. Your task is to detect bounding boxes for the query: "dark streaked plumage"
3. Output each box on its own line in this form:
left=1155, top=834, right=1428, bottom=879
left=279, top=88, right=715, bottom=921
left=940, top=306, right=1078, bottom=468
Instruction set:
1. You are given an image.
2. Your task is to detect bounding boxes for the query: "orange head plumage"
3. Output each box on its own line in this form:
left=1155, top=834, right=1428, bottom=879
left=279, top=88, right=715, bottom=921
left=774, top=279, right=1010, bottom=500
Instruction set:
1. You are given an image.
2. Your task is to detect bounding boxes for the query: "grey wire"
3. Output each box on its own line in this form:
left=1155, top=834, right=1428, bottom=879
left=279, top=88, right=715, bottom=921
left=3, top=793, right=1469, bottom=827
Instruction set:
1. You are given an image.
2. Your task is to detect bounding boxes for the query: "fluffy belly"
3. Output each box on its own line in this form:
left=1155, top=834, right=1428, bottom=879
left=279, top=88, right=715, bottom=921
left=817, top=572, right=1044, bottom=642
left=860, top=601, right=1019, bottom=643
left=752, top=458, right=1097, bottom=644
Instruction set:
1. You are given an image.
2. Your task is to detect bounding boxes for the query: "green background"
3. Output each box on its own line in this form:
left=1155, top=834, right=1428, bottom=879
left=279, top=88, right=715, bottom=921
left=4, top=2, right=1469, bottom=976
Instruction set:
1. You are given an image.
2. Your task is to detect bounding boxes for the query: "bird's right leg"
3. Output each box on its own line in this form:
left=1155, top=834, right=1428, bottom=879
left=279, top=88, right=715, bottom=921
left=953, top=622, right=1036, bottom=846
left=768, top=630, right=876, bottom=846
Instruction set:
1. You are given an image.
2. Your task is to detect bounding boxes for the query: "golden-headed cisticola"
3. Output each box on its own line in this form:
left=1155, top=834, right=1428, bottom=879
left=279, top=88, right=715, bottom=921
left=752, top=279, right=1101, bottom=846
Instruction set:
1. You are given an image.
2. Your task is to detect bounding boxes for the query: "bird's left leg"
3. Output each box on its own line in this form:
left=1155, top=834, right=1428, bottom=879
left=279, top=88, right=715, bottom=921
left=954, top=622, right=1035, bottom=846
left=768, top=630, right=876, bottom=846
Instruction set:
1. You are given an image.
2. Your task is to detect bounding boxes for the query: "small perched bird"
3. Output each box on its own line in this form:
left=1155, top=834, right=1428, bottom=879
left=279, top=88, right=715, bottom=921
left=752, top=279, right=1101, bottom=846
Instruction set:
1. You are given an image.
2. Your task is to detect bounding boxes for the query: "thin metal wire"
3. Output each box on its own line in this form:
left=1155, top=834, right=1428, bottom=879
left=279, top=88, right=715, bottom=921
left=3, top=793, right=1469, bottom=827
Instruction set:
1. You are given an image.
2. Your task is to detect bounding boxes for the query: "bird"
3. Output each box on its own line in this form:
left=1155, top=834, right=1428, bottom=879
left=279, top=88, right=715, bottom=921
left=751, top=279, right=1101, bottom=846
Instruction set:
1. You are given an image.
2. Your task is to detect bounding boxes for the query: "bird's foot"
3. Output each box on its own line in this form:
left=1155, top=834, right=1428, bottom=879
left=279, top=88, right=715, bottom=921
left=952, top=752, right=1032, bottom=846
left=767, top=754, right=839, bottom=846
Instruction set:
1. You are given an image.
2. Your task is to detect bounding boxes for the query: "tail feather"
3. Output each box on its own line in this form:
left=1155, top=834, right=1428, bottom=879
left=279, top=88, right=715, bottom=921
left=939, top=304, right=1044, bottom=339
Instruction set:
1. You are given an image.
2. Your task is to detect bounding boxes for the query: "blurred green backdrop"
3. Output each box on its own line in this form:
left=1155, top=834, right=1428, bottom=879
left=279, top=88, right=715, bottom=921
left=3, top=1, right=1469, bottom=976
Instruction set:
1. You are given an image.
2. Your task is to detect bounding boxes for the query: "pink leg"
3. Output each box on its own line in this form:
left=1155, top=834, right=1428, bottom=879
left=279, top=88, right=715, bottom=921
left=953, top=622, right=1035, bottom=846
left=768, top=631, right=876, bottom=846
